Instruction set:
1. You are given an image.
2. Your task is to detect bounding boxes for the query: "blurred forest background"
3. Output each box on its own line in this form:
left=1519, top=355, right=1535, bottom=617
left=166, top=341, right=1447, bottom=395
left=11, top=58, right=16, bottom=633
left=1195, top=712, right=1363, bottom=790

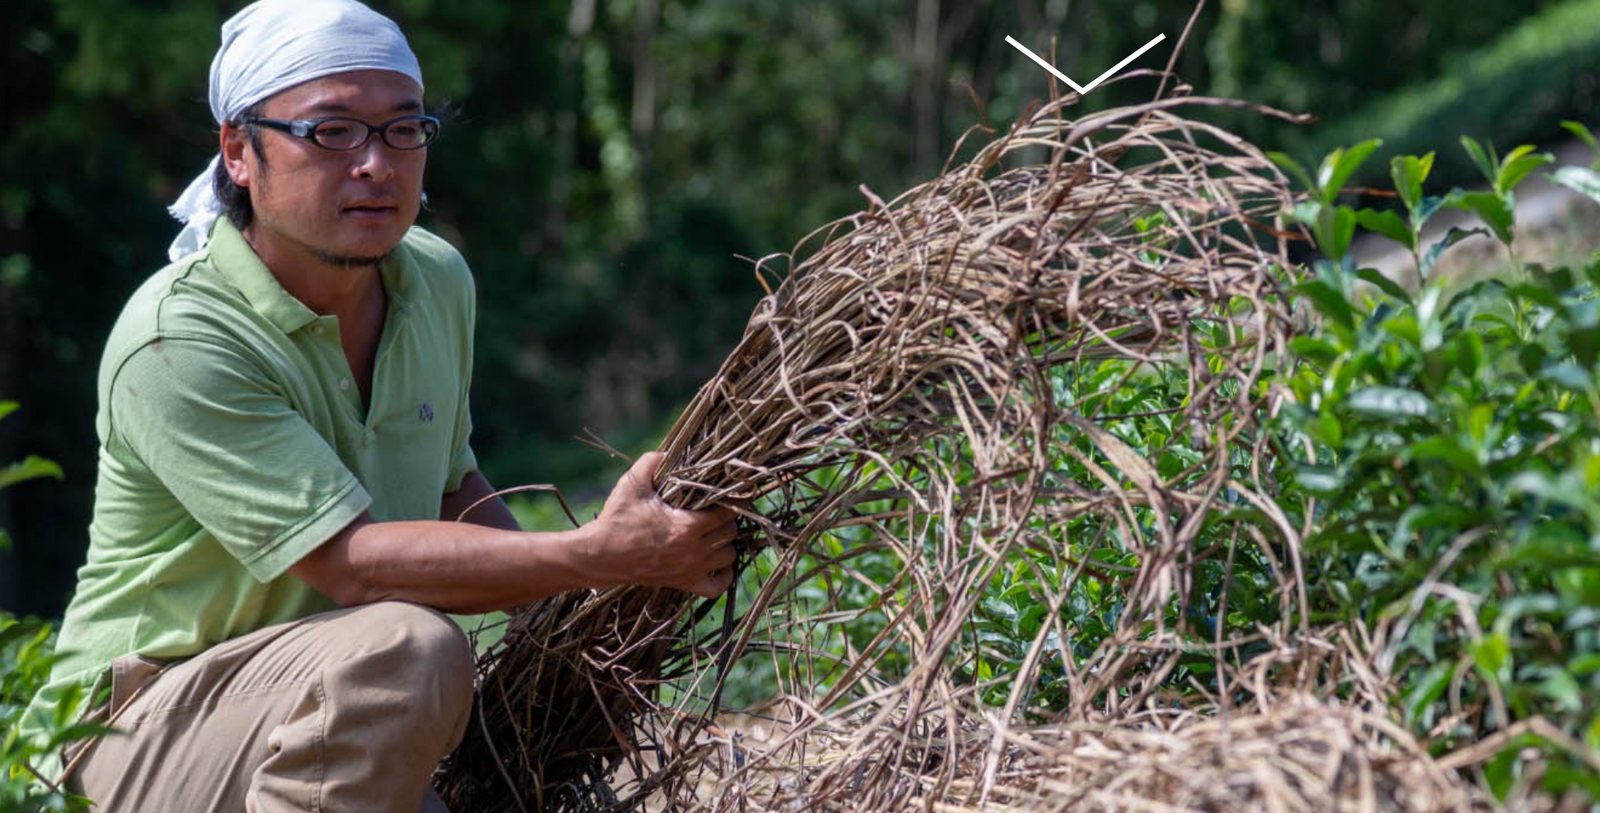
left=2, top=0, right=1598, bottom=616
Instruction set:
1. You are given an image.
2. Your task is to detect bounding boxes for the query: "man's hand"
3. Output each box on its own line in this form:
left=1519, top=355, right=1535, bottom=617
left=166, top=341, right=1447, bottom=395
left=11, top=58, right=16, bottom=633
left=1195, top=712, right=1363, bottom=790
left=588, top=452, right=739, bottom=598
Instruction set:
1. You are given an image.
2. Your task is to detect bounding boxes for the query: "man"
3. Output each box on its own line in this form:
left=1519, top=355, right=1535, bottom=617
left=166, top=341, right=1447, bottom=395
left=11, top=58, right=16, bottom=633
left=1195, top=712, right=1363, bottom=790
left=21, top=1, right=738, bottom=810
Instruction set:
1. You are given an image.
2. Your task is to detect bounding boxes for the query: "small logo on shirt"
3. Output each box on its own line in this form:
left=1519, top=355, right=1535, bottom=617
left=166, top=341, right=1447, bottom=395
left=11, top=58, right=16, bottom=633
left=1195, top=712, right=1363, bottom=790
left=418, top=402, right=434, bottom=424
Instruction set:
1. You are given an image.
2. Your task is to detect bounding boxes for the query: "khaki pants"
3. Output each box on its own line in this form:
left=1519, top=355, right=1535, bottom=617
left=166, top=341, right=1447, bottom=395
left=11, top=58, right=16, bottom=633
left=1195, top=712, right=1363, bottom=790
left=64, top=601, right=475, bottom=812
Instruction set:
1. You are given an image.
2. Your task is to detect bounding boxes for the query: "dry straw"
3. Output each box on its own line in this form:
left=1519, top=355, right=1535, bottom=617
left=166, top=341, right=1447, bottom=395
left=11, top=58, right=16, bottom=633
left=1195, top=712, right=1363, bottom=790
left=437, top=77, right=1499, bottom=812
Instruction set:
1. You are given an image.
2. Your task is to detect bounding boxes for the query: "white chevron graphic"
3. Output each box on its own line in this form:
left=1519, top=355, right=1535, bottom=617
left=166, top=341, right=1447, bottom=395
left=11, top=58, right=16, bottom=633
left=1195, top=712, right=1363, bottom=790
left=1006, top=33, right=1167, bottom=95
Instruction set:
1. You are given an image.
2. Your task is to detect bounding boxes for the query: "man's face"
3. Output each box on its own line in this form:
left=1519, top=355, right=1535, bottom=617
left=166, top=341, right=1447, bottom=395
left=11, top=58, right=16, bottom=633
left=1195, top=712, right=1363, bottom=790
left=225, top=69, right=426, bottom=266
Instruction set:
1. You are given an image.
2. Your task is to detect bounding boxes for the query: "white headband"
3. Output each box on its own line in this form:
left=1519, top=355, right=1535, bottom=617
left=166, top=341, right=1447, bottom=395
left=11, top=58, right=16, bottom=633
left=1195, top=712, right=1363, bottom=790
left=167, top=0, right=424, bottom=261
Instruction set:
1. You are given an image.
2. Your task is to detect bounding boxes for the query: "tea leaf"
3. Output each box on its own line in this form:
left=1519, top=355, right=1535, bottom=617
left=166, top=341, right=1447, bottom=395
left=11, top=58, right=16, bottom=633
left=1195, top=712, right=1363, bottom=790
left=1355, top=208, right=1414, bottom=250
left=1317, top=139, right=1383, bottom=205
left=1495, top=146, right=1553, bottom=196
left=1447, top=191, right=1515, bottom=246
left=1549, top=166, right=1600, bottom=208
left=1390, top=152, right=1435, bottom=213
left=1357, top=267, right=1411, bottom=303
left=1562, top=120, right=1600, bottom=166
left=1420, top=227, right=1487, bottom=279
left=1460, top=135, right=1498, bottom=185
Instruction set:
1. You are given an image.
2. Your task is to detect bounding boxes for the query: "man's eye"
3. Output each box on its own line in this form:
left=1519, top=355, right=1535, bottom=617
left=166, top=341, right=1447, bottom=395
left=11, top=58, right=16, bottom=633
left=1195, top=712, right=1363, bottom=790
left=318, top=125, right=352, bottom=139
left=391, top=126, right=419, bottom=138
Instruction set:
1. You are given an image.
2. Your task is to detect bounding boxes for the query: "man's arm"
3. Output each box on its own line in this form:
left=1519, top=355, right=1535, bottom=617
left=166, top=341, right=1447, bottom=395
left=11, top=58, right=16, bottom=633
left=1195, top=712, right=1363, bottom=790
left=289, top=453, right=737, bottom=614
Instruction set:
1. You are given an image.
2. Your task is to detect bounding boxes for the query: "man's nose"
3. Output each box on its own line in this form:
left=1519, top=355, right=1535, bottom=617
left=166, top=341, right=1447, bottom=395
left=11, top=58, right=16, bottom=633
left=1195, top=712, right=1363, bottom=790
left=351, top=138, right=395, bottom=183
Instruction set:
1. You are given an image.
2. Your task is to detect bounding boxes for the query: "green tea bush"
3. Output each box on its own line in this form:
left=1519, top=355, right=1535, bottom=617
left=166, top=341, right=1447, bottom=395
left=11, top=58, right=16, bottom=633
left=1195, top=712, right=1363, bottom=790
left=1, top=616, right=93, bottom=813
left=712, top=122, right=1600, bottom=804
left=1274, top=128, right=1600, bottom=801
left=0, top=403, right=93, bottom=813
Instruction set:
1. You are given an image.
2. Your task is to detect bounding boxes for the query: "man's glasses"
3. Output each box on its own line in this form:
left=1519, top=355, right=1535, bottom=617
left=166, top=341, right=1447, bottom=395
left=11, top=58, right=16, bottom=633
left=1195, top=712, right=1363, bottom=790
left=244, top=115, right=440, bottom=151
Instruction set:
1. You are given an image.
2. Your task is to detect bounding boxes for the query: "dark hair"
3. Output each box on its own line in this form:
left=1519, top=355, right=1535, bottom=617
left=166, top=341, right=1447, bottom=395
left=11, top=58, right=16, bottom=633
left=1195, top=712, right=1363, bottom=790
left=213, top=101, right=268, bottom=229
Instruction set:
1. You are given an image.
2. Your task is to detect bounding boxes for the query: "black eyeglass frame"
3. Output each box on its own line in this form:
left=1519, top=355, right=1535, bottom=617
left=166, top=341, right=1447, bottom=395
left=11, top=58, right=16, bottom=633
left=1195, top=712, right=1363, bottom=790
left=243, top=114, right=441, bottom=151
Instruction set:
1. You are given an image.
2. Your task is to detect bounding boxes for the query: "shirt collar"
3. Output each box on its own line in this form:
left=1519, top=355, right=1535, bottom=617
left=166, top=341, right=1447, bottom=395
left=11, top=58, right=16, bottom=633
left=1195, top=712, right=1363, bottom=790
left=207, top=217, right=418, bottom=334
left=207, top=218, right=319, bottom=334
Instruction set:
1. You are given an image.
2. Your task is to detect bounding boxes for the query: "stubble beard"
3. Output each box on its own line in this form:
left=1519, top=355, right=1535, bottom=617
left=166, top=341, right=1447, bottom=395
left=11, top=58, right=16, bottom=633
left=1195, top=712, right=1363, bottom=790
left=313, top=249, right=390, bottom=268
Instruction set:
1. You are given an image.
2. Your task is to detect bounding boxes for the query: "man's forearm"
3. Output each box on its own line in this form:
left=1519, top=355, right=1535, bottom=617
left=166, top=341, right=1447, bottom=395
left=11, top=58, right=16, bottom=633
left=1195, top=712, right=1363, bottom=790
left=297, top=517, right=605, bottom=614
left=289, top=452, right=740, bottom=611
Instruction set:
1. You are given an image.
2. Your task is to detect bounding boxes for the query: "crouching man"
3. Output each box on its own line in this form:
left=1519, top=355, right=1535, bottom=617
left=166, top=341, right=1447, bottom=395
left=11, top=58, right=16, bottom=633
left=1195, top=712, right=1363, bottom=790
left=21, top=1, right=737, bottom=810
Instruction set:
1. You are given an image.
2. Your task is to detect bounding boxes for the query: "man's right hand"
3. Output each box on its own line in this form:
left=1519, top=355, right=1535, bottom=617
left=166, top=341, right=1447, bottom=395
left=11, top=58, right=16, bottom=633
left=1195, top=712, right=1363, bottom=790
left=587, top=452, right=740, bottom=598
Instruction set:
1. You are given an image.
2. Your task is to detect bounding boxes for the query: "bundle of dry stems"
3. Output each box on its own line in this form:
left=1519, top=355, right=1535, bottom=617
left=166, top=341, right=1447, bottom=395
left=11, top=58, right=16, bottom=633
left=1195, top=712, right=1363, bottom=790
left=437, top=76, right=1532, bottom=812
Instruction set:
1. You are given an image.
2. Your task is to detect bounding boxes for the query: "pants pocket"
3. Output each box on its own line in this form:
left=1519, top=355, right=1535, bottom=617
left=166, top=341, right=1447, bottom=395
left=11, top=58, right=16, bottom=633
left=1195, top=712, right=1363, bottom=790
left=60, top=653, right=169, bottom=775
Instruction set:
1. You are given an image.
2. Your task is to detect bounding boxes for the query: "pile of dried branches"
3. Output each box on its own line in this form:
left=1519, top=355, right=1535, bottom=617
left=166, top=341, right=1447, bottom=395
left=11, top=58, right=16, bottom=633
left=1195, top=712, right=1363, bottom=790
left=437, top=80, right=1500, bottom=812
left=667, top=692, right=1493, bottom=812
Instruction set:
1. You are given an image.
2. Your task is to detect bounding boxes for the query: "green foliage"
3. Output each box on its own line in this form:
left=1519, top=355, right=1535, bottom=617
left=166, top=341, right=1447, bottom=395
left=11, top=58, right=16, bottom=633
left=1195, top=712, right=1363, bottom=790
left=0, top=405, right=98, bottom=810
left=1281, top=137, right=1600, bottom=799
left=0, top=404, right=62, bottom=555
left=1271, top=139, right=1383, bottom=265
left=0, top=406, right=57, bottom=479
left=0, top=616, right=97, bottom=813
left=0, top=408, right=91, bottom=811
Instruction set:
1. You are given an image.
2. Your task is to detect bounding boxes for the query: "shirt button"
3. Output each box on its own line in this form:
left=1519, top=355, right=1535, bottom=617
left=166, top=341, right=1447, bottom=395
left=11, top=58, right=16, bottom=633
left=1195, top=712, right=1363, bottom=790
left=339, top=377, right=350, bottom=391
left=312, top=325, right=324, bottom=336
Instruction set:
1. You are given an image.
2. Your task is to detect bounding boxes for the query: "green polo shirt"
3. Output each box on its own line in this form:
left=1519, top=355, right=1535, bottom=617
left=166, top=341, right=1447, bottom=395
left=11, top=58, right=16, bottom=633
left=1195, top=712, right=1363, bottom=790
left=24, top=218, right=479, bottom=752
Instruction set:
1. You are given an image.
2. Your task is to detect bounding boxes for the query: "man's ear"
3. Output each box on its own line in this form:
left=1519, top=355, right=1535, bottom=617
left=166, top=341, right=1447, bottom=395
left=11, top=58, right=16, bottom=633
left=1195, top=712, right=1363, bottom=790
left=220, top=122, right=252, bottom=187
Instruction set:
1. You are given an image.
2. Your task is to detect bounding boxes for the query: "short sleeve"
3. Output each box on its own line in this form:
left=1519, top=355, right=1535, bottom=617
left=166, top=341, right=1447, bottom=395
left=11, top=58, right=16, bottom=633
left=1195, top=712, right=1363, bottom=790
left=108, top=338, right=373, bottom=582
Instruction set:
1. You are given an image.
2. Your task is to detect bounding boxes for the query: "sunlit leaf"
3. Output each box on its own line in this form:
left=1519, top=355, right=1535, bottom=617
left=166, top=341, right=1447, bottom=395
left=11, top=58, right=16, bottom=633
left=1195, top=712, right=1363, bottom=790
left=1292, top=466, right=1345, bottom=495
left=1390, top=152, right=1435, bottom=214
left=1346, top=386, right=1433, bottom=418
left=1471, top=631, right=1512, bottom=685
left=1495, top=145, right=1554, bottom=196
left=1562, top=120, right=1600, bottom=169
left=1540, top=362, right=1591, bottom=392
left=1317, top=139, right=1383, bottom=205
left=1548, top=166, right=1600, bottom=209
left=0, top=455, right=63, bottom=490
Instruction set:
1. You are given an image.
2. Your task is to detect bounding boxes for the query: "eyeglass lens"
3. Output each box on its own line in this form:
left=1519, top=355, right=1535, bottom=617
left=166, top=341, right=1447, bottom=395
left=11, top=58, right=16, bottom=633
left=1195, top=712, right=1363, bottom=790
left=313, top=117, right=437, bottom=150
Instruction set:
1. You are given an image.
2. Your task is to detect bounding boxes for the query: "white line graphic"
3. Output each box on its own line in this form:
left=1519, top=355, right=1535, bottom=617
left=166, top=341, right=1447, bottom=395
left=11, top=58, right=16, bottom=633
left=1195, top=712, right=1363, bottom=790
left=1005, top=33, right=1167, bottom=95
